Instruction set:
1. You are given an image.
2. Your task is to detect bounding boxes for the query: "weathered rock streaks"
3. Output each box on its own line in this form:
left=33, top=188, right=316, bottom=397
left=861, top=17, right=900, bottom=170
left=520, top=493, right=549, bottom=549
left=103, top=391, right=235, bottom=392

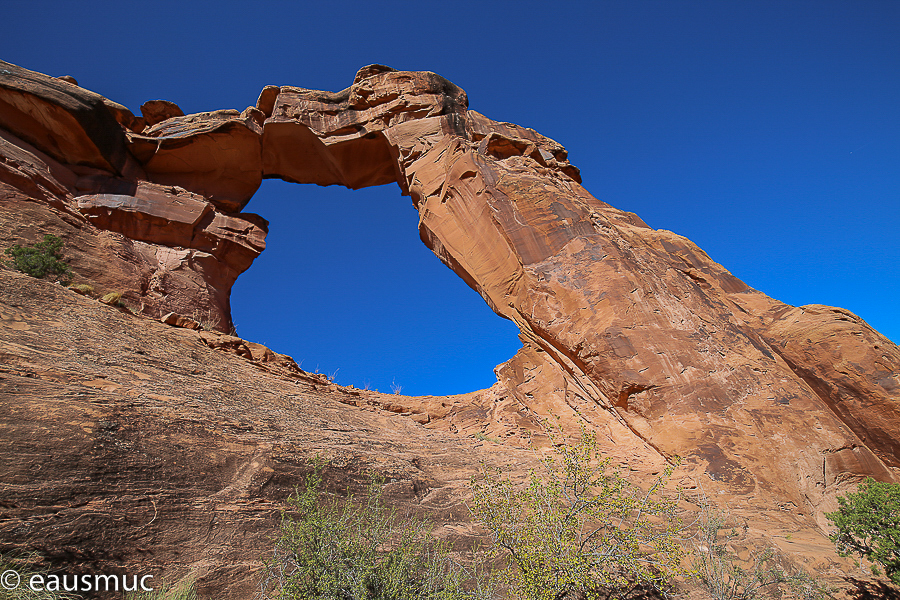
left=0, top=60, right=267, bottom=329
left=232, top=63, right=897, bottom=518
left=1, top=59, right=898, bottom=594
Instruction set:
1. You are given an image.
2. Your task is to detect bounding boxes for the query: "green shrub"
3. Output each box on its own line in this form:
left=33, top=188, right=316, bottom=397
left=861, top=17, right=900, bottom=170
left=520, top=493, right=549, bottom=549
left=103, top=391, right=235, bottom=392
left=469, top=426, right=687, bottom=600
left=3, top=235, right=70, bottom=281
left=261, top=458, right=492, bottom=600
left=827, top=477, right=900, bottom=586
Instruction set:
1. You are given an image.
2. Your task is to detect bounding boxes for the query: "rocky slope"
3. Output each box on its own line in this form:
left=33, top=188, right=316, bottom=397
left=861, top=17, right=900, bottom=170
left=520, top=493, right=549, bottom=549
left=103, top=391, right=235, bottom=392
left=0, top=268, right=534, bottom=598
left=1, top=59, right=898, bottom=597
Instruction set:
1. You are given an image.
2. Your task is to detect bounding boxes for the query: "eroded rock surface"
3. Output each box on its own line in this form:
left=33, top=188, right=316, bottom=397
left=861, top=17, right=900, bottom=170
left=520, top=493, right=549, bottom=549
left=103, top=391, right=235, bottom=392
left=0, top=270, right=534, bottom=599
left=0, top=60, right=267, bottom=330
left=239, top=64, right=899, bottom=524
left=1, top=59, right=898, bottom=596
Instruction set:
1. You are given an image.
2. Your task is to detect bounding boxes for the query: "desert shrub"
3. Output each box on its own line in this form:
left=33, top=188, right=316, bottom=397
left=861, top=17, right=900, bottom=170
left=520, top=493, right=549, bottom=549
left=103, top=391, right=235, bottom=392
left=125, top=574, right=197, bottom=600
left=190, top=308, right=221, bottom=332
left=692, top=499, right=833, bottom=600
left=3, top=235, right=70, bottom=281
left=100, top=292, right=124, bottom=307
left=261, top=458, right=493, bottom=600
left=826, top=477, right=900, bottom=586
left=469, top=426, right=687, bottom=600
left=67, top=284, right=94, bottom=296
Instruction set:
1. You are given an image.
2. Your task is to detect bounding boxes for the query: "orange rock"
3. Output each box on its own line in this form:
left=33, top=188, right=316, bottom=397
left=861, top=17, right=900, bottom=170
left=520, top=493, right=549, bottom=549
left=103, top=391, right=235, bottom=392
left=127, top=109, right=263, bottom=212
left=249, top=65, right=899, bottom=524
left=139, top=99, right=185, bottom=127
left=161, top=312, right=201, bottom=330
left=75, top=181, right=267, bottom=276
left=0, top=60, right=141, bottom=176
left=0, top=61, right=897, bottom=581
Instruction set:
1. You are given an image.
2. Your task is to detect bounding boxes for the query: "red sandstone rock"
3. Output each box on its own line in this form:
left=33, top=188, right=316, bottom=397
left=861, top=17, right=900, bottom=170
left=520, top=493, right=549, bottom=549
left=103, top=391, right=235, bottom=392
left=0, top=59, right=897, bottom=597
left=0, top=60, right=142, bottom=175
left=161, top=312, right=201, bottom=330
left=140, top=99, right=185, bottom=126
left=0, top=124, right=264, bottom=332
left=762, top=305, right=900, bottom=469
left=75, top=180, right=267, bottom=275
left=128, top=109, right=263, bottom=211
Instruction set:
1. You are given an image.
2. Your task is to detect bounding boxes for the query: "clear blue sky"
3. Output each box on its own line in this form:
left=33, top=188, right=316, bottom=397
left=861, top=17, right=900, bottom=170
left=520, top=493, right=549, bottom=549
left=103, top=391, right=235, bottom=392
left=3, top=1, right=897, bottom=395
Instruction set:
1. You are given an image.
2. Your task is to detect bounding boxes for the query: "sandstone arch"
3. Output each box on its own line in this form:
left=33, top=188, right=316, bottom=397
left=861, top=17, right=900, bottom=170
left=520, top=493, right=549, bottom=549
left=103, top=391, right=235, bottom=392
left=1, top=59, right=898, bottom=533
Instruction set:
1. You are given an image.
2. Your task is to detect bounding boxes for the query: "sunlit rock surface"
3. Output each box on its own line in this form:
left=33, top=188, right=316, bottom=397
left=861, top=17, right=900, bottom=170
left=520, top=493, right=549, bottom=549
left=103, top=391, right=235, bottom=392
left=0, top=59, right=897, bottom=597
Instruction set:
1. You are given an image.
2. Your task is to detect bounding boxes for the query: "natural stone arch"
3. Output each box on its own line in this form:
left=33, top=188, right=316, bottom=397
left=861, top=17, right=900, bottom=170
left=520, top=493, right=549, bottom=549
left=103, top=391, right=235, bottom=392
left=1, top=59, right=898, bottom=533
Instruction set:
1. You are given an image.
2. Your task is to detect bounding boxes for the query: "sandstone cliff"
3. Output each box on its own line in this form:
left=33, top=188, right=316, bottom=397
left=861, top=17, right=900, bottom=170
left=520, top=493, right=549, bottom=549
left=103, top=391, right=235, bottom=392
left=1, top=59, right=898, bottom=597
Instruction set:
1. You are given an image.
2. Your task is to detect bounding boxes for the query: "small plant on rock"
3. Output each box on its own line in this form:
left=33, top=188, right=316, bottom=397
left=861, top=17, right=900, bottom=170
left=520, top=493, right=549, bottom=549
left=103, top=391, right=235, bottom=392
left=67, top=283, right=95, bottom=296
left=4, top=234, right=70, bottom=282
left=100, top=291, right=124, bottom=307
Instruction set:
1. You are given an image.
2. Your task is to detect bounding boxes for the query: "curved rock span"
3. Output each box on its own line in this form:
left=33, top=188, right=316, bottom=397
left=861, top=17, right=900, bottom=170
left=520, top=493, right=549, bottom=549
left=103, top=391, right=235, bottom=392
left=1, top=59, right=898, bottom=543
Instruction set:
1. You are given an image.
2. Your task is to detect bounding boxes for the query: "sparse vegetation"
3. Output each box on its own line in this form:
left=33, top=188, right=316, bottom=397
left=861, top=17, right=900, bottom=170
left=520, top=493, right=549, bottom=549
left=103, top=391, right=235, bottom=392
left=0, top=555, right=80, bottom=600
left=190, top=308, right=222, bottom=332
left=390, top=380, right=403, bottom=395
left=691, top=498, right=833, bottom=599
left=258, top=431, right=840, bottom=600
left=469, top=425, right=687, bottom=600
left=3, top=234, right=70, bottom=282
left=474, top=432, right=501, bottom=445
left=67, top=283, right=94, bottom=296
left=125, top=574, right=198, bottom=600
left=100, top=291, right=124, bottom=307
left=261, top=457, right=493, bottom=600
left=827, top=477, right=900, bottom=587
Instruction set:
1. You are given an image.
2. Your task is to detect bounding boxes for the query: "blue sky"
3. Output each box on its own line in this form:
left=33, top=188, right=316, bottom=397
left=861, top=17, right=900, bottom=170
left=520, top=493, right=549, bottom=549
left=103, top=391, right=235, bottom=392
left=3, top=1, right=897, bottom=395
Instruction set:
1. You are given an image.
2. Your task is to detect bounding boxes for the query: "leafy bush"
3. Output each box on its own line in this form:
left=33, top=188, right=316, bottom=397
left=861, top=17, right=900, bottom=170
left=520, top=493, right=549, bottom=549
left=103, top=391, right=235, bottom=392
left=469, top=426, right=687, bottom=600
left=691, top=499, right=832, bottom=599
left=827, top=477, right=900, bottom=586
left=4, top=235, right=70, bottom=281
left=261, top=459, right=492, bottom=600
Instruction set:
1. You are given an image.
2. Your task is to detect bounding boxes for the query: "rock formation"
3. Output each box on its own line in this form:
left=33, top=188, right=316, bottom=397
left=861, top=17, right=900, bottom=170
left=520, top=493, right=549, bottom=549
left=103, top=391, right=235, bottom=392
left=1, top=59, right=898, bottom=597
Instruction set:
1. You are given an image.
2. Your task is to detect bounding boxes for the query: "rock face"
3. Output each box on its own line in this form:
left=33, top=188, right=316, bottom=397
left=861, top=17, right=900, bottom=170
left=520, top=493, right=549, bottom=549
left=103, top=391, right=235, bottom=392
left=0, top=60, right=267, bottom=330
left=0, top=270, right=524, bottom=599
left=246, top=63, right=899, bottom=522
left=1, top=59, right=898, bottom=596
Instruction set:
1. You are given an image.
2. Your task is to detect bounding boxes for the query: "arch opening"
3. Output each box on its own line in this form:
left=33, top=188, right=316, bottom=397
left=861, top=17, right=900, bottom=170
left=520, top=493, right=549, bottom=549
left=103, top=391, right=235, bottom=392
left=230, top=178, right=522, bottom=396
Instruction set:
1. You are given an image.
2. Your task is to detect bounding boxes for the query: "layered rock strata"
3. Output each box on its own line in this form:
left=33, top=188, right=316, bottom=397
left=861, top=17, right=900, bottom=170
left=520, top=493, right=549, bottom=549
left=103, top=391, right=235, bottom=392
left=0, top=61, right=266, bottom=329
left=0, top=270, right=532, bottom=599
left=1, top=59, right=898, bottom=590
left=243, top=63, right=898, bottom=525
